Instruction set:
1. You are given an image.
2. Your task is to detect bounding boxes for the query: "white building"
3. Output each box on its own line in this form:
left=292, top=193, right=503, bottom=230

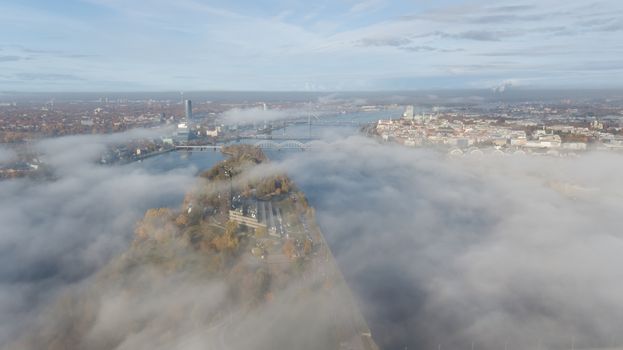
left=206, top=127, right=220, bottom=137
left=562, top=142, right=587, bottom=150
left=403, top=105, right=414, bottom=120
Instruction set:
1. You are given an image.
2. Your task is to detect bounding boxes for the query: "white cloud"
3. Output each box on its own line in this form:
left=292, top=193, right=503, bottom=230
left=0, top=147, right=16, bottom=163
left=5, top=132, right=623, bottom=349
left=2, top=0, right=623, bottom=90
left=349, top=0, right=385, bottom=14
left=261, top=137, right=623, bottom=349
left=0, top=130, right=197, bottom=344
left=220, top=107, right=292, bottom=124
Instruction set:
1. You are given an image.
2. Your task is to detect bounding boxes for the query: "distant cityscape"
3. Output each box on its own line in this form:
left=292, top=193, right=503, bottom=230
left=3, top=92, right=623, bottom=179
left=0, top=95, right=386, bottom=178
left=375, top=101, right=623, bottom=156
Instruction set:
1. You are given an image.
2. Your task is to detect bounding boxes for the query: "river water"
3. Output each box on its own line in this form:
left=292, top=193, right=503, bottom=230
left=136, top=110, right=389, bottom=173
left=133, top=109, right=396, bottom=347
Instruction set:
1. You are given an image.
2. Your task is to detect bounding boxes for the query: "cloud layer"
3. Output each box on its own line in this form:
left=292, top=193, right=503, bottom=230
left=0, top=147, right=16, bottom=163
left=1, top=132, right=372, bottom=350
left=4, top=132, right=623, bottom=350
left=220, top=107, right=291, bottom=124
left=1, top=0, right=623, bottom=90
left=0, top=130, right=197, bottom=345
left=267, top=137, right=623, bottom=350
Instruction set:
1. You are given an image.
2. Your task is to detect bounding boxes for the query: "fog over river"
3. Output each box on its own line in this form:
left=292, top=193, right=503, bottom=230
left=2, top=112, right=623, bottom=350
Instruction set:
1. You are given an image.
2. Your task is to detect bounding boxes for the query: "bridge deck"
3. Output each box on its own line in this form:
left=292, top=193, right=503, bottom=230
left=176, top=140, right=320, bottom=151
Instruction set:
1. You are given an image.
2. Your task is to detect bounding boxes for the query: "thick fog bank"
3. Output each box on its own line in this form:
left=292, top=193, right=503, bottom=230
left=4, top=131, right=623, bottom=350
left=0, top=131, right=198, bottom=345
left=274, top=137, right=623, bottom=350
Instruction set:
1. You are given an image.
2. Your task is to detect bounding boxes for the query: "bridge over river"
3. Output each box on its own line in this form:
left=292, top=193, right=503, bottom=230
left=176, top=139, right=324, bottom=152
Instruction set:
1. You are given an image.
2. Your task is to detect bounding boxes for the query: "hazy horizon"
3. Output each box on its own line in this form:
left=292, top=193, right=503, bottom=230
left=3, top=88, right=623, bottom=104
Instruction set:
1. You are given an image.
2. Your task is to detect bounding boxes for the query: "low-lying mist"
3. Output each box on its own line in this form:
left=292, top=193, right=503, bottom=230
left=2, top=131, right=623, bottom=350
left=269, top=136, right=623, bottom=350
left=0, top=130, right=197, bottom=345
left=0, top=147, right=16, bottom=163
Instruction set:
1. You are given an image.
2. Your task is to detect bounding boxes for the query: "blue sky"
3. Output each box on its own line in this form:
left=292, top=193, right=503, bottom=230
left=0, top=0, right=622, bottom=91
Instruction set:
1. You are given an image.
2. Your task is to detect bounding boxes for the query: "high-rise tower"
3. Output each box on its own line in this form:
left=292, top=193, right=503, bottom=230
left=185, top=99, right=192, bottom=120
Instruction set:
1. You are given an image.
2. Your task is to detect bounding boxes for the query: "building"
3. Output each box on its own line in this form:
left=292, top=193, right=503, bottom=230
left=185, top=99, right=192, bottom=120
left=403, top=105, right=414, bottom=120
left=538, top=134, right=562, bottom=148
left=229, top=200, right=282, bottom=237
left=176, top=122, right=190, bottom=142
left=229, top=209, right=267, bottom=230
left=206, top=126, right=220, bottom=137
left=562, top=142, right=587, bottom=150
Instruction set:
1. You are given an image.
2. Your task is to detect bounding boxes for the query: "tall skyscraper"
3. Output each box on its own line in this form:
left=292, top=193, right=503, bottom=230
left=185, top=99, right=192, bottom=120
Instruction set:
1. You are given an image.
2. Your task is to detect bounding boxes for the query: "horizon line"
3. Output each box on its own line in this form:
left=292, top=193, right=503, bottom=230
left=3, top=87, right=623, bottom=94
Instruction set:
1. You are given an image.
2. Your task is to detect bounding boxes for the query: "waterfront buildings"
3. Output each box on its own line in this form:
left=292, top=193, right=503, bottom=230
left=376, top=106, right=623, bottom=155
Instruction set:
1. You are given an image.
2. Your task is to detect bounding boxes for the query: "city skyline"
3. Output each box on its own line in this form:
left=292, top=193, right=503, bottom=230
left=1, top=0, right=623, bottom=91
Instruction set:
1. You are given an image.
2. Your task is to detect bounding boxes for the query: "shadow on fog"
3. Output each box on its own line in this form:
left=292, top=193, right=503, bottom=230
left=272, top=136, right=623, bottom=350
left=4, top=129, right=623, bottom=350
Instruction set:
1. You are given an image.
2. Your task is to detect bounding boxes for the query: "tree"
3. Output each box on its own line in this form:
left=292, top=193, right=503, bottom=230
left=303, top=239, right=313, bottom=256
left=135, top=208, right=175, bottom=241
left=175, top=214, right=189, bottom=227
left=255, top=227, right=267, bottom=239
left=212, top=221, right=239, bottom=253
left=282, top=239, right=296, bottom=260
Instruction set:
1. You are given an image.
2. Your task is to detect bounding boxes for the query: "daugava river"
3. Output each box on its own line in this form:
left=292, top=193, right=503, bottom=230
left=135, top=110, right=389, bottom=177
